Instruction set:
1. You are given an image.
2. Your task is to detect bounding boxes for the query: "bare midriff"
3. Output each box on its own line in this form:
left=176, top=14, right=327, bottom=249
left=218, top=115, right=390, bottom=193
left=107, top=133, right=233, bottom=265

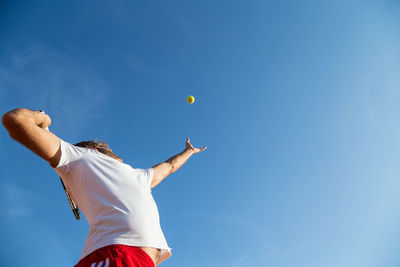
left=140, top=247, right=161, bottom=266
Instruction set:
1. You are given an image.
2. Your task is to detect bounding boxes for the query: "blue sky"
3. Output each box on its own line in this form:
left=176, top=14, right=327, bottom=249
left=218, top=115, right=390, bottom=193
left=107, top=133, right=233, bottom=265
left=1, top=0, right=400, bottom=266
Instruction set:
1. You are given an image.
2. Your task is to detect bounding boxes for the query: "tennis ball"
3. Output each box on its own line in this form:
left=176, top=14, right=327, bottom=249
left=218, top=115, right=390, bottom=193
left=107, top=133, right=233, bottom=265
left=187, top=95, right=195, bottom=104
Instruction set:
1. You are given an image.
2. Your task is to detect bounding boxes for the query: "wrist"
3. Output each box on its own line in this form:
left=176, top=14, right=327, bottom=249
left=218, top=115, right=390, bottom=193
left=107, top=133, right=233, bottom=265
left=187, top=148, right=196, bottom=156
left=32, top=110, right=51, bottom=129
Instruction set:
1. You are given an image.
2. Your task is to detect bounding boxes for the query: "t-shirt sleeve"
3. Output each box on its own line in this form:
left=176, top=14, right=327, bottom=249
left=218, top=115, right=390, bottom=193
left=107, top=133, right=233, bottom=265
left=54, top=139, right=85, bottom=169
left=135, top=168, right=154, bottom=191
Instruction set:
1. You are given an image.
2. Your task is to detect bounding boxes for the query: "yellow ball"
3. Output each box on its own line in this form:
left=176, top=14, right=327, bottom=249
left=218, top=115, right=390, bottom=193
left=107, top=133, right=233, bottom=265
left=187, top=95, right=195, bottom=104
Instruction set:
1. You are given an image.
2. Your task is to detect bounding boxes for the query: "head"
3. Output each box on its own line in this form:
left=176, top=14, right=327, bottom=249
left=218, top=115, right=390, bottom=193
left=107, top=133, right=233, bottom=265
left=74, top=139, right=123, bottom=163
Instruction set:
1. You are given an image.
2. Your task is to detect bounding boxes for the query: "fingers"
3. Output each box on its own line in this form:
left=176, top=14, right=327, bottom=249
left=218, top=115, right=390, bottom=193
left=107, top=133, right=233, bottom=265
left=186, top=138, right=192, bottom=148
left=186, top=138, right=207, bottom=152
left=199, top=146, right=207, bottom=152
left=194, top=146, right=207, bottom=153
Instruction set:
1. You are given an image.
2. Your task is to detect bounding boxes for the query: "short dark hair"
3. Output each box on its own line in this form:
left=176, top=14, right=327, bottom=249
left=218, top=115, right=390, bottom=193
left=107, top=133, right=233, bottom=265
left=74, top=139, right=110, bottom=150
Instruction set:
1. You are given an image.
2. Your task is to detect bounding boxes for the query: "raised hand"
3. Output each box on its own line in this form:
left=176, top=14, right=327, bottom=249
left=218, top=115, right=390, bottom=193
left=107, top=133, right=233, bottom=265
left=185, top=138, right=207, bottom=154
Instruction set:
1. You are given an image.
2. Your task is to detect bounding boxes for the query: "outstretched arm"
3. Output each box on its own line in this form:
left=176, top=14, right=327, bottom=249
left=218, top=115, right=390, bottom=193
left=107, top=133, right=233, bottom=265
left=151, top=138, right=206, bottom=188
left=2, top=108, right=61, bottom=167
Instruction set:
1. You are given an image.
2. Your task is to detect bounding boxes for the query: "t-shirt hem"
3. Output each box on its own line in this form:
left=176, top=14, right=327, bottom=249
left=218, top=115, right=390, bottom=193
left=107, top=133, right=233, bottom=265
left=81, top=239, right=172, bottom=264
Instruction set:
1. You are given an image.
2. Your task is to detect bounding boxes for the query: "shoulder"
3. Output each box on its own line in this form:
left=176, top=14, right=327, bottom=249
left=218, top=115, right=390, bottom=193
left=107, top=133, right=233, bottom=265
left=53, top=139, right=90, bottom=168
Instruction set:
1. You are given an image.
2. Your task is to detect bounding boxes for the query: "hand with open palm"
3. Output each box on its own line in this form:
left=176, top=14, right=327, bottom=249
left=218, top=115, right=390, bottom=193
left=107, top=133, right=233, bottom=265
left=185, top=138, right=207, bottom=154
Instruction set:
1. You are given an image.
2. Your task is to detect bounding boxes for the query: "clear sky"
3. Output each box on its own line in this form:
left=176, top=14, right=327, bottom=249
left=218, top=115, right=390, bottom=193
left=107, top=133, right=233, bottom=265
left=1, top=0, right=400, bottom=266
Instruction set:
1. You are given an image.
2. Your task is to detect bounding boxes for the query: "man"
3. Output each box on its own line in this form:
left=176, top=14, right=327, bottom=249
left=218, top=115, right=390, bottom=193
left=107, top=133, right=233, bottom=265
left=2, top=108, right=206, bottom=267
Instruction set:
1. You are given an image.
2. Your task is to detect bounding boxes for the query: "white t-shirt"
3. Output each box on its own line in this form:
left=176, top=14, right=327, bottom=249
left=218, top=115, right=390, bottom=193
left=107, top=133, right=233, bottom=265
left=53, top=139, right=171, bottom=263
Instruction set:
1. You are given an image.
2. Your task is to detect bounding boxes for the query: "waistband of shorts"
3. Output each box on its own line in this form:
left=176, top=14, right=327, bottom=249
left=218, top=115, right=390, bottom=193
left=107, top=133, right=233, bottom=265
left=76, top=244, right=156, bottom=267
left=107, top=244, right=155, bottom=267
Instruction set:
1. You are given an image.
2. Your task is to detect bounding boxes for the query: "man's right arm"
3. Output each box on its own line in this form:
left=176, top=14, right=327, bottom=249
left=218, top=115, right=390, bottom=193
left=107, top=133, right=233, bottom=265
left=2, top=108, right=61, bottom=167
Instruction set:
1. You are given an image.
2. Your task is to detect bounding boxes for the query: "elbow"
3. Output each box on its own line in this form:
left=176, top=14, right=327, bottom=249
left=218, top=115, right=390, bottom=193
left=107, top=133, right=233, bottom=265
left=170, top=166, right=176, bottom=175
left=2, top=112, right=14, bottom=130
left=2, top=114, right=16, bottom=138
left=2, top=109, right=25, bottom=133
left=168, top=162, right=176, bottom=174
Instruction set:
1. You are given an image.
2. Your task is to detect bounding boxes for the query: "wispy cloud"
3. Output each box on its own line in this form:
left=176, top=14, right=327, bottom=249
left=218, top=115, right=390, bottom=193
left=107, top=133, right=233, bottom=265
left=126, top=55, right=156, bottom=74
left=264, top=245, right=280, bottom=259
left=232, top=253, right=247, bottom=267
left=0, top=183, right=76, bottom=266
left=0, top=183, right=35, bottom=218
left=213, top=212, right=280, bottom=265
left=0, top=42, right=108, bottom=138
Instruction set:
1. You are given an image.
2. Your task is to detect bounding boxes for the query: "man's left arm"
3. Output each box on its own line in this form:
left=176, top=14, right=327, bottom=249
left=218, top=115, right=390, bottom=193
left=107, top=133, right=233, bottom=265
left=151, top=138, right=206, bottom=188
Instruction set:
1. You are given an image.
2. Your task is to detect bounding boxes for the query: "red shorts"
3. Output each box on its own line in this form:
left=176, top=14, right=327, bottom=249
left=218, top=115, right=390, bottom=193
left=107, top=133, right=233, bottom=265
left=75, top=244, right=155, bottom=267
